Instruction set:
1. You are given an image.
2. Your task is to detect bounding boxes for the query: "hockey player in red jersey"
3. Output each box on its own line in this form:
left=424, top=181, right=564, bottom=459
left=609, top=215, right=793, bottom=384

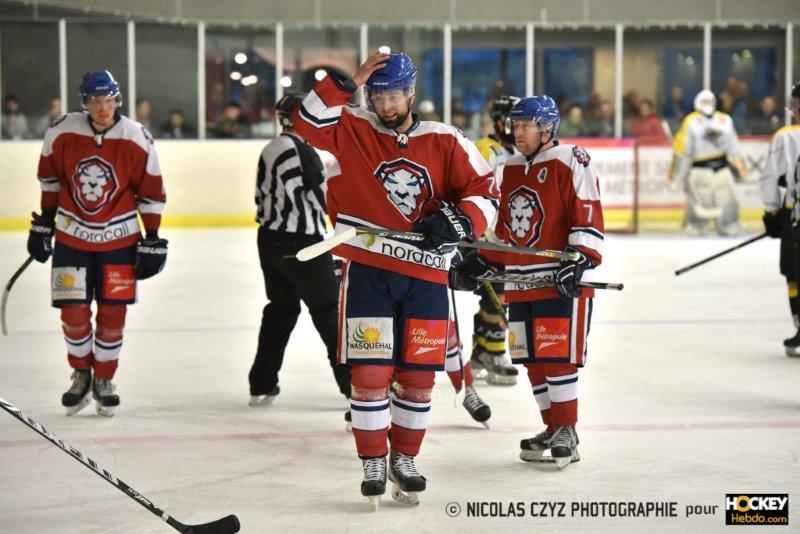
left=327, top=169, right=491, bottom=430
left=27, top=70, right=167, bottom=417
left=450, top=95, right=604, bottom=470
left=296, top=50, right=498, bottom=507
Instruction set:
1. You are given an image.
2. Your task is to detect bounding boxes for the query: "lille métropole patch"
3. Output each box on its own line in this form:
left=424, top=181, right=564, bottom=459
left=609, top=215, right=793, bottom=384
left=534, top=317, right=570, bottom=359
left=404, top=318, right=446, bottom=365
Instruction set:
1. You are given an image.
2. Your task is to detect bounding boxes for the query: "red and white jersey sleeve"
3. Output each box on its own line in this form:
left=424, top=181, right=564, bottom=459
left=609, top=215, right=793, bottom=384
left=294, top=73, right=498, bottom=285
left=494, top=142, right=604, bottom=302
left=37, top=112, right=166, bottom=252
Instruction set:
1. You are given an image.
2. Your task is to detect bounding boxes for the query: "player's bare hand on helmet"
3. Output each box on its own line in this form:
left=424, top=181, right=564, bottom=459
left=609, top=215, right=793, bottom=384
left=352, top=51, right=390, bottom=86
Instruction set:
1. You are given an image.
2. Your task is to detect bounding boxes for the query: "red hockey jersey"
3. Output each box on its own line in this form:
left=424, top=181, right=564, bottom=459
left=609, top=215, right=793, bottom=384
left=37, top=112, right=166, bottom=252
left=293, top=74, right=499, bottom=285
left=493, top=142, right=604, bottom=302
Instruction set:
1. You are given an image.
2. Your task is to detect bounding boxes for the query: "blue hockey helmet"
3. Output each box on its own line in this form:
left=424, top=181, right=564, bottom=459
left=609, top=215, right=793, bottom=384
left=508, top=95, right=560, bottom=138
left=365, top=53, right=417, bottom=111
left=79, top=70, right=121, bottom=107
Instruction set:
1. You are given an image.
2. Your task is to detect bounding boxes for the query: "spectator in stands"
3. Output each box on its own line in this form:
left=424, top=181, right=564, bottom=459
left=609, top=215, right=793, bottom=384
left=662, top=85, right=688, bottom=121
left=631, top=99, right=666, bottom=139
left=1, top=94, right=29, bottom=140
left=160, top=109, right=196, bottom=139
left=622, top=90, right=640, bottom=120
left=586, top=100, right=614, bottom=138
left=748, top=96, right=782, bottom=135
left=558, top=105, right=587, bottom=137
left=718, top=76, right=739, bottom=114
left=215, top=101, right=250, bottom=138
left=585, top=91, right=602, bottom=120
left=136, top=98, right=153, bottom=130
left=34, top=97, right=63, bottom=138
left=728, top=80, right=754, bottom=130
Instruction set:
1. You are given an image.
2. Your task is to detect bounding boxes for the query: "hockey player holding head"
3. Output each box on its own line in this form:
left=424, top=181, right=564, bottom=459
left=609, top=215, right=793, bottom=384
left=450, top=95, right=605, bottom=470
left=759, top=82, right=800, bottom=356
left=670, top=89, right=746, bottom=235
left=26, top=70, right=167, bottom=417
left=470, top=95, right=521, bottom=386
left=293, top=50, right=498, bottom=507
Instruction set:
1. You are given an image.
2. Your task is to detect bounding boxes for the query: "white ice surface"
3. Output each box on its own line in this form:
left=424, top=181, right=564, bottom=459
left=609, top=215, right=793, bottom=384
left=0, top=229, right=798, bottom=533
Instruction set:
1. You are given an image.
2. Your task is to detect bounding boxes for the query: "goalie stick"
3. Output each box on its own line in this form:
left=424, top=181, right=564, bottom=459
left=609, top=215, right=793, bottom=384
left=1, top=255, right=34, bottom=336
left=295, top=227, right=580, bottom=262
left=0, top=396, right=240, bottom=534
left=477, top=273, right=623, bottom=291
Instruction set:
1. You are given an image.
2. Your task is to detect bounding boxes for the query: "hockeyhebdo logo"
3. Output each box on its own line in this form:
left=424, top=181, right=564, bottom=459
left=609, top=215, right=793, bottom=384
left=724, top=494, right=788, bottom=525
left=373, top=158, right=434, bottom=222
left=505, top=186, right=544, bottom=247
left=71, top=156, right=119, bottom=214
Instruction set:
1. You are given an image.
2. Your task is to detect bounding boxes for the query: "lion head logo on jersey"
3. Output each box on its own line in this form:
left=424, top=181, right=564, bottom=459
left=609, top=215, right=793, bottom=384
left=505, top=186, right=544, bottom=247
left=374, top=158, right=434, bottom=222
left=71, top=156, right=118, bottom=214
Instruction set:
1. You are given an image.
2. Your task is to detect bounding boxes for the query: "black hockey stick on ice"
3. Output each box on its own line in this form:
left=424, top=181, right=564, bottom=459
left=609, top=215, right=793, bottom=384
left=1, top=255, right=34, bottom=336
left=0, top=396, right=240, bottom=534
left=674, top=232, right=768, bottom=276
left=477, top=273, right=623, bottom=291
left=295, top=227, right=580, bottom=262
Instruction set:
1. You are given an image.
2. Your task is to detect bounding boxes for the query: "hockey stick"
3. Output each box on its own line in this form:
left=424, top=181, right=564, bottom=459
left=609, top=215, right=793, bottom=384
left=449, top=287, right=466, bottom=407
left=479, top=282, right=508, bottom=329
left=295, top=226, right=580, bottom=262
left=1, top=255, right=34, bottom=336
left=477, top=273, right=623, bottom=291
left=0, top=396, right=240, bottom=534
left=674, top=232, right=768, bottom=276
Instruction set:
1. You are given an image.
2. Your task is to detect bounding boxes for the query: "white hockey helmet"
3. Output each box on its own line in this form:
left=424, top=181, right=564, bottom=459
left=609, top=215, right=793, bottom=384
left=693, top=90, right=716, bottom=116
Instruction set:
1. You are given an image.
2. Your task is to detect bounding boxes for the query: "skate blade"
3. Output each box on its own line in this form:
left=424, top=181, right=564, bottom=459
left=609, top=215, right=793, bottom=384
left=785, top=348, right=800, bottom=358
left=95, top=403, right=116, bottom=417
left=480, top=421, right=490, bottom=429
left=519, top=449, right=549, bottom=462
left=64, top=394, right=92, bottom=416
left=487, top=373, right=517, bottom=386
left=368, top=495, right=380, bottom=511
left=391, top=484, right=420, bottom=506
left=249, top=395, right=277, bottom=407
left=472, top=368, right=489, bottom=381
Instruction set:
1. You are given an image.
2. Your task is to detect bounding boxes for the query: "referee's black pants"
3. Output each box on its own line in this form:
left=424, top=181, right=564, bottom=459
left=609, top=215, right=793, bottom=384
left=249, top=227, right=350, bottom=398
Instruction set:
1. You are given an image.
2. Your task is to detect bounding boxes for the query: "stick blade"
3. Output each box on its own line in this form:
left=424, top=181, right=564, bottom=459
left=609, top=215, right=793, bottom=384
left=1, top=288, right=9, bottom=336
left=179, top=514, right=241, bottom=534
left=296, top=228, right=356, bottom=262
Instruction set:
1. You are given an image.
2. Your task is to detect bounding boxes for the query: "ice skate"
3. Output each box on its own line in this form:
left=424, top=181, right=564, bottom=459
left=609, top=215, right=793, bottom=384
left=783, top=330, right=800, bottom=357
left=519, top=427, right=555, bottom=462
left=92, top=378, right=120, bottom=417
left=549, top=425, right=580, bottom=470
left=360, top=456, right=387, bottom=511
left=462, top=385, right=491, bottom=428
left=62, top=369, right=93, bottom=416
left=388, top=451, right=426, bottom=505
left=345, top=409, right=352, bottom=432
left=471, top=350, right=518, bottom=385
left=249, top=384, right=280, bottom=407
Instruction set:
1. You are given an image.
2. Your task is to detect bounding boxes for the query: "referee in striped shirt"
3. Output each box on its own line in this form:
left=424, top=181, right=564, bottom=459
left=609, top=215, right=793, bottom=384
left=249, top=92, right=350, bottom=408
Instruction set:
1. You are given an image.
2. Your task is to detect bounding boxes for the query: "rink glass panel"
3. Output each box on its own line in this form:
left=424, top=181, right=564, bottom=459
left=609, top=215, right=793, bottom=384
left=205, top=27, right=276, bottom=139
left=622, top=29, right=704, bottom=138
left=66, top=22, right=128, bottom=115
left=711, top=26, right=787, bottom=136
left=135, top=23, right=199, bottom=139
left=450, top=26, right=526, bottom=140
left=0, top=21, right=59, bottom=140
left=533, top=29, right=615, bottom=139
left=282, top=25, right=360, bottom=95
left=368, top=27, right=444, bottom=120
